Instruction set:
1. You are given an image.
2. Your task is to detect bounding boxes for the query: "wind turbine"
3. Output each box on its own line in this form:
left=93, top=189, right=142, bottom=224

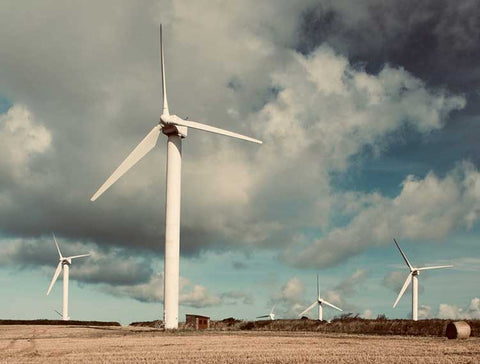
left=90, top=25, right=262, bottom=329
left=46, top=233, right=90, bottom=321
left=298, top=275, right=342, bottom=321
left=256, top=304, right=276, bottom=320
left=392, top=238, right=453, bottom=321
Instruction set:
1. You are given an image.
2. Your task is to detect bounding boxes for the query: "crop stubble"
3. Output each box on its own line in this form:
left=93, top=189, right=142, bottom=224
left=0, top=325, right=478, bottom=363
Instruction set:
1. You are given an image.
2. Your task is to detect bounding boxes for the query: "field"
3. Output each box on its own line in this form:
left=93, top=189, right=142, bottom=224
left=1, top=325, right=479, bottom=363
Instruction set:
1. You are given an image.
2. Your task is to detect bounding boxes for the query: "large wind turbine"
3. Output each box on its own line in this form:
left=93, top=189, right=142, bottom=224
left=90, top=26, right=262, bottom=329
left=392, top=238, right=453, bottom=321
left=46, top=233, right=90, bottom=321
left=256, top=304, right=276, bottom=320
left=298, top=275, right=342, bottom=321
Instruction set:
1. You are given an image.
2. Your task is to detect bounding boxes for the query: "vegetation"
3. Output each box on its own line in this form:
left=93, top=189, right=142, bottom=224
left=210, top=317, right=480, bottom=337
left=0, top=319, right=121, bottom=326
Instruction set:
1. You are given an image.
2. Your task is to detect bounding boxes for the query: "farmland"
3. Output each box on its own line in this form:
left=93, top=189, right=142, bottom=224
left=0, top=325, right=478, bottom=363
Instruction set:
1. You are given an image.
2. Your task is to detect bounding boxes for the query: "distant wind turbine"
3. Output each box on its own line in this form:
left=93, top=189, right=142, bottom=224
left=90, top=25, right=262, bottom=329
left=392, top=238, right=453, bottom=321
left=257, top=304, right=276, bottom=320
left=298, top=275, right=342, bottom=321
left=46, top=233, right=90, bottom=321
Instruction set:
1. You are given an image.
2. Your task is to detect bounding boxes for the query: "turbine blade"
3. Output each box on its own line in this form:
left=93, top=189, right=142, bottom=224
left=160, top=24, right=169, bottom=115
left=317, top=275, right=319, bottom=300
left=393, top=238, right=413, bottom=270
left=47, top=262, right=63, bottom=295
left=270, top=304, right=276, bottom=315
left=52, top=232, right=63, bottom=259
left=321, top=300, right=343, bottom=312
left=417, top=265, right=453, bottom=271
left=54, top=309, right=63, bottom=318
left=393, top=273, right=412, bottom=308
left=298, top=301, right=318, bottom=317
left=256, top=315, right=269, bottom=318
left=170, top=116, right=262, bottom=144
left=68, top=253, right=91, bottom=260
left=91, top=125, right=161, bottom=201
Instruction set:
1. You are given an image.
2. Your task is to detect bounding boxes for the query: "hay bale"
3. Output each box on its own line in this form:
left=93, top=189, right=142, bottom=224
left=446, top=321, right=471, bottom=339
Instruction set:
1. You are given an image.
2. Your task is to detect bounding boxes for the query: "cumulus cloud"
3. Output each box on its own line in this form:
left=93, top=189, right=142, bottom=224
left=270, top=277, right=306, bottom=318
left=438, top=297, right=480, bottom=320
left=418, top=298, right=480, bottom=319
left=0, top=236, right=153, bottom=286
left=103, top=273, right=253, bottom=308
left=289, top=162, right=479, bottom=268
left=323, top=269, right=369, bottom=313
left=272, top=271, right=368, bottom=319
left=0, top=104, right=51, bottom=180
left=361, top=309, right=374, bottom=319
left=0, top=0, right=473, bottom=293
left=418, top=304, right=433, bottom=319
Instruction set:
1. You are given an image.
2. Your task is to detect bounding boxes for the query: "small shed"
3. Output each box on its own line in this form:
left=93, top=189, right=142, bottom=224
left=185, top=314, right=210, bottom=330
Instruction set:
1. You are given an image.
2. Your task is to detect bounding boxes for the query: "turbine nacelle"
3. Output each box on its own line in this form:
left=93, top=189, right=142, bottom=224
left=60, top=258, right=72, bottom=265
left=160, top=115, right=188, bottom=138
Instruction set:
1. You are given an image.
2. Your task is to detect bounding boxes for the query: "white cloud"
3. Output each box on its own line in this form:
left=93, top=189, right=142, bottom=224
left=289, top=162, right=480, bottom=268
left=0, top=1, right=470, bottom=272
left=438, top=297, right=480, bottom=319
left=361, top=309, right=374, bottom=319
left=418, top=304, right=432, bottom=319
left=0, top=104, right=51, bottom=178
left=270, top=277, right=306, bottom=318
left=324, top=269, right=369, bottom=312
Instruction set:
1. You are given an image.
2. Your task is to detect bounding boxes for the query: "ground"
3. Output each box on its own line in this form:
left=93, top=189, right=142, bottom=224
left=0, top=325, right=478, bottom=363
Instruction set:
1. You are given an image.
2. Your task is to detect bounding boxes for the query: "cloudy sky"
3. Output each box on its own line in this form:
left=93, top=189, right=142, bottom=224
left=0, top=0, right=479, bottom=324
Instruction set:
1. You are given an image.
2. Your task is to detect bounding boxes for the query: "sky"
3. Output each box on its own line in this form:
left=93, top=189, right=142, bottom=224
left=0, top=0, right=479, bottom=325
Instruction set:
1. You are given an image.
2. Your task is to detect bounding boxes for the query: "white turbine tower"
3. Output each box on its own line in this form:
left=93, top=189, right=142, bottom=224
left=256, top=304, right=276, bottom=320
left=298, top=275, right=342, bottom=321
left=392, top=238, right=453, bottom=321
left=90, top=25, right=262, bottom=329
left=46, top=233, right=90, bottom=321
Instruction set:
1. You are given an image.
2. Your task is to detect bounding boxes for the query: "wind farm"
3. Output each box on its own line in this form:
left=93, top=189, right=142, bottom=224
left=0, top=2, right=479, bottom=363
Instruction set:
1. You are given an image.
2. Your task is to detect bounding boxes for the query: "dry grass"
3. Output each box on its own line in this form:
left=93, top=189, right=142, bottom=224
left=0, top=325, right=479, bottom=363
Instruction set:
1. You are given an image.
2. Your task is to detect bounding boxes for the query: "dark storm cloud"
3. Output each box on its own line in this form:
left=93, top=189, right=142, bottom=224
left=297, top=0, right=480, bottom=92
left=0, top=237, right=153, bottom=286
left=0, top=0, right=473, bottom=276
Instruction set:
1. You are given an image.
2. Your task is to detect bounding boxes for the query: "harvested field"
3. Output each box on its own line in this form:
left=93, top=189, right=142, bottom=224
left=0, top=325, right=479, bottom=363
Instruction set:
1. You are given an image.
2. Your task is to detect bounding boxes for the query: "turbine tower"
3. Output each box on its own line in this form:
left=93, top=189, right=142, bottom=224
left=256, top=304, right=276, bottom=320
left=90, top=25, right=262, bottom=329
left=298, top=275, right=342, bottom=321
left=392, top=238, right=453, bottom=321
left=46, top=233, right=90, bottom=321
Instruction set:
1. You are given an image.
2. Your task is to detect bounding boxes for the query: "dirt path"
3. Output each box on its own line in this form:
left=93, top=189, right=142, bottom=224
left=0, top=326, right=478, bottom=363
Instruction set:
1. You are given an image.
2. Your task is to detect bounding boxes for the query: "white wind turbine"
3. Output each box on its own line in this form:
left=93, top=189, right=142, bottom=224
left=90, top=25, right=262, bottom=329
left=46, top=233, right=90, bottom=321
left=256, top=304, right=276, bottom=320
left=392, top=238, right=453, bottom=321
left=298, top=275, right=342, bottom=321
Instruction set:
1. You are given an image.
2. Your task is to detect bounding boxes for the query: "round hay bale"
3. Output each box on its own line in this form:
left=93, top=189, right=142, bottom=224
left=446, top=321, right=471, bottom=339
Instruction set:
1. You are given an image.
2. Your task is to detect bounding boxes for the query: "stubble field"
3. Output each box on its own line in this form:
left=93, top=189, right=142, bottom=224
left=0, top=325, right=478, bottom=363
